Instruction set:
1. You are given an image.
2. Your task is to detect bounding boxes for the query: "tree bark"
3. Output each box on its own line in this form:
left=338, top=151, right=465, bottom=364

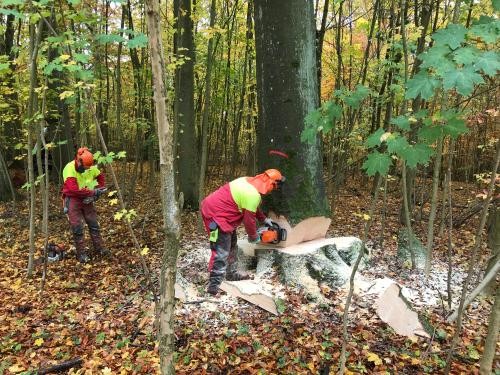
left=26, top=19, right=43, bottom=278
left=0, top=147, right=15, bottom=203
left=174, top=0, right=198, bottom=209
left=425, top=136, right=443, bottom=276
left=254, top=0, right=329, bottom=224
left=479, top=283, right=500, bottom=375
left=145, top=0, right=181, bottom=373
left=197, top=0, right=216, bottom=206
left=444, top=141, right=500, bottom=374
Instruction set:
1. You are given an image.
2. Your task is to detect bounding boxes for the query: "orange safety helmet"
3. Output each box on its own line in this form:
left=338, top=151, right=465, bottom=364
left=248, top=168, right=285, bottom=194
left=76, top=147, right=94, bottom=168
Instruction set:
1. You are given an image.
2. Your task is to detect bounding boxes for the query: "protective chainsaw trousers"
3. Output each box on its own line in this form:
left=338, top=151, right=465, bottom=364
left=207, top=225, right=238, bottom=290
left=66, top=197, right=105, bottom=257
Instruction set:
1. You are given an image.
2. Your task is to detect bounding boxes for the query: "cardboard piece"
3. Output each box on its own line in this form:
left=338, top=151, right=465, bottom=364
left=267, top=214, right=331, bottom=247
left=375, top=283, right=430, bottom=339
left=220, top=280, right=278, bottom=315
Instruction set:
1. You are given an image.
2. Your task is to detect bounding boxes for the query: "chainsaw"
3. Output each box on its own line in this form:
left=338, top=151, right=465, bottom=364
left=258, top=222, right=287, bottom=244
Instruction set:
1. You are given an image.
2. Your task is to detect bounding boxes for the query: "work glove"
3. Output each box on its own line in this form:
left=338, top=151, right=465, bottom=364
left=248, top=235, right=261, bottom=244
left=82, top=196, right=96, bottom=204
left=94, top=187, right=107, bottom=198
left=264, top=217, right=275, bottom=227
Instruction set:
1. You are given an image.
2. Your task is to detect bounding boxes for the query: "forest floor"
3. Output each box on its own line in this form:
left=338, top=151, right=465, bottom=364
left=0, top=170, right=497, bottom=374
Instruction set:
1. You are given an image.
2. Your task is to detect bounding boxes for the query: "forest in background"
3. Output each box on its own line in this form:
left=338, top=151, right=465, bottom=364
left=0, top=0, right=499, bottom=373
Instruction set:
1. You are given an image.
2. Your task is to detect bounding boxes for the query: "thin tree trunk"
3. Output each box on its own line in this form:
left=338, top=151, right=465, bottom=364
left=230, top=1, right=252, bottom=178
left=447, top=260, right=500, bottom=323
left=338, top=177, right=382, bottom=373
left=145, top=0, right=181, bottom=373
left=402, top=162, right=416, bottom=269
left=425, top=136, right=443, bottom=276
left=26, top=19, right=43, bottom=278
left=479, top=283, right=500, bottom=374
left=444, top=141, right=500, bottom=374
left=0, top=147, right=16, bottom=205
left=39, top=87, right=50, bottom=295
left=198, top=0, right=216, bottom=208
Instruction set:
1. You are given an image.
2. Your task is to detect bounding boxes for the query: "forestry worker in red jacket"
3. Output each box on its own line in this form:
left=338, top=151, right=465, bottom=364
left=62, top=147, right=109, bottom=263
left=201, top=169, right=285, bottom=295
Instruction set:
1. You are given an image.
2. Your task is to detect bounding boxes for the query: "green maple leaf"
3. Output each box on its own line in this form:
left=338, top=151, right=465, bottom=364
left=469, top=17, right=500, bottom=44
left=390, top=115, right=411, bottom=131
left=400, top=144, right=433, bottom=168
left=418, top=124, right=442, bottom=143
left=441, top=110, right=469, bottom=138
left=443, top=66, right=484, bottom=96
left=420, top=45, right=454, bottom=74
left=95, top=33, right=126, bottom=44
left=432, top=24, right=467, bottom=50
left=0, top=8, right=23, bottom=19
left=365, top=128, right=385, bottom=149
left=452, top=47, right=480, bottom=66
left=127, top=33, right=148, bottom=49
left=406, top=71, right=440, bottom=100
left=362, top=151, right=392, bottom=176
left=473, top=51, right=500, bottom=77
left=344, top=85, right=371, bottom=108
left=387, top=134, right=410, bottom=155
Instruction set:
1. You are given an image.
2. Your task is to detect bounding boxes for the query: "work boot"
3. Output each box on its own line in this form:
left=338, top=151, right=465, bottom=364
left=226, top=270, right=253, bottom=281
left=207, top=285, right=219, bottom=296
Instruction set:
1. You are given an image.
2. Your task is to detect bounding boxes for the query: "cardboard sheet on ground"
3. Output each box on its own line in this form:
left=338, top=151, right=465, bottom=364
left=220, top=280, right=278, bottom=315
left=374, top=282, right=430, bottom=339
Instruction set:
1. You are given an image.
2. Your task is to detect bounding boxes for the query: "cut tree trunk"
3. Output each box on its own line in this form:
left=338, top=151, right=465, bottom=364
left=238, top=235, right=366, bottom=296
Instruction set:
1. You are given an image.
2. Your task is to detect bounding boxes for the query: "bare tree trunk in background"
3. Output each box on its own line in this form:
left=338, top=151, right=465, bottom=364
left=145, top=0, right=181, bottom=373
left=230, top=1, right=252, bottom=179
left=425, top=136, right=443, bottom=276
left=338, top=177, right=382, bottom=373
left=198, top=0, right=216, bottom=209
left=0, top=147, right=15, bottom=204
left=315, top=0, right=329, bottom=101
left=26, top=20, right=43, bottom=278
left=174, top=0, right=198, bottom=209
left=479, top=283, right=500, bottom=374
left=402, top=162, right=416, bottom=269
left=39, top=88, right=50, bottom=295
left=444, top=141, right=500, bottom=374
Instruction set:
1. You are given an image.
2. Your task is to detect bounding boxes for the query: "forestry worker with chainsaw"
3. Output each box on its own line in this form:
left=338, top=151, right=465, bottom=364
left=200, top=169, right=285, bottom=295
left=62, top=147, right=109, bottom=263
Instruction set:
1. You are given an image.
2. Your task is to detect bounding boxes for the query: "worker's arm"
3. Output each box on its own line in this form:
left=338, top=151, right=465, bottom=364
left=256, top=208, right=267, bottom=223
left=242, top=209, right=259, bottom=241
left=96, top=171, right=105, bottom=189
left=62, top=177, right=94, bottom=198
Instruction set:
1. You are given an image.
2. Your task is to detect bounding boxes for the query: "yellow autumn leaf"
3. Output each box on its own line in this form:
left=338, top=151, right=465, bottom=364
left=411, top=358, right=421, bottom=365
left=8, top=364, right=25, bottom=373
left=102, top=367, right=112, bottom=375
left=141, top=247, right=149, bottom=256
left=114, top=211, right=124, bottom=221
left=59, top=54, right=71, bottom=61
left=363, top=214, right=371, bottom=221
left=366, top=351, right=382, bottom=365
left=34, top=337, right=44, bottom=346
left=108, top=190, right=117, bottom=197
left=109, top=198, right=118, bottom=206
left=59, top=90, right=75, bottom=100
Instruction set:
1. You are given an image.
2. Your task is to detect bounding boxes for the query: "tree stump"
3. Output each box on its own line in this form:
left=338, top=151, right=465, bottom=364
left=238, top=236, right=367, bottom=293
left=397, top=228, right=426, bottom=269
